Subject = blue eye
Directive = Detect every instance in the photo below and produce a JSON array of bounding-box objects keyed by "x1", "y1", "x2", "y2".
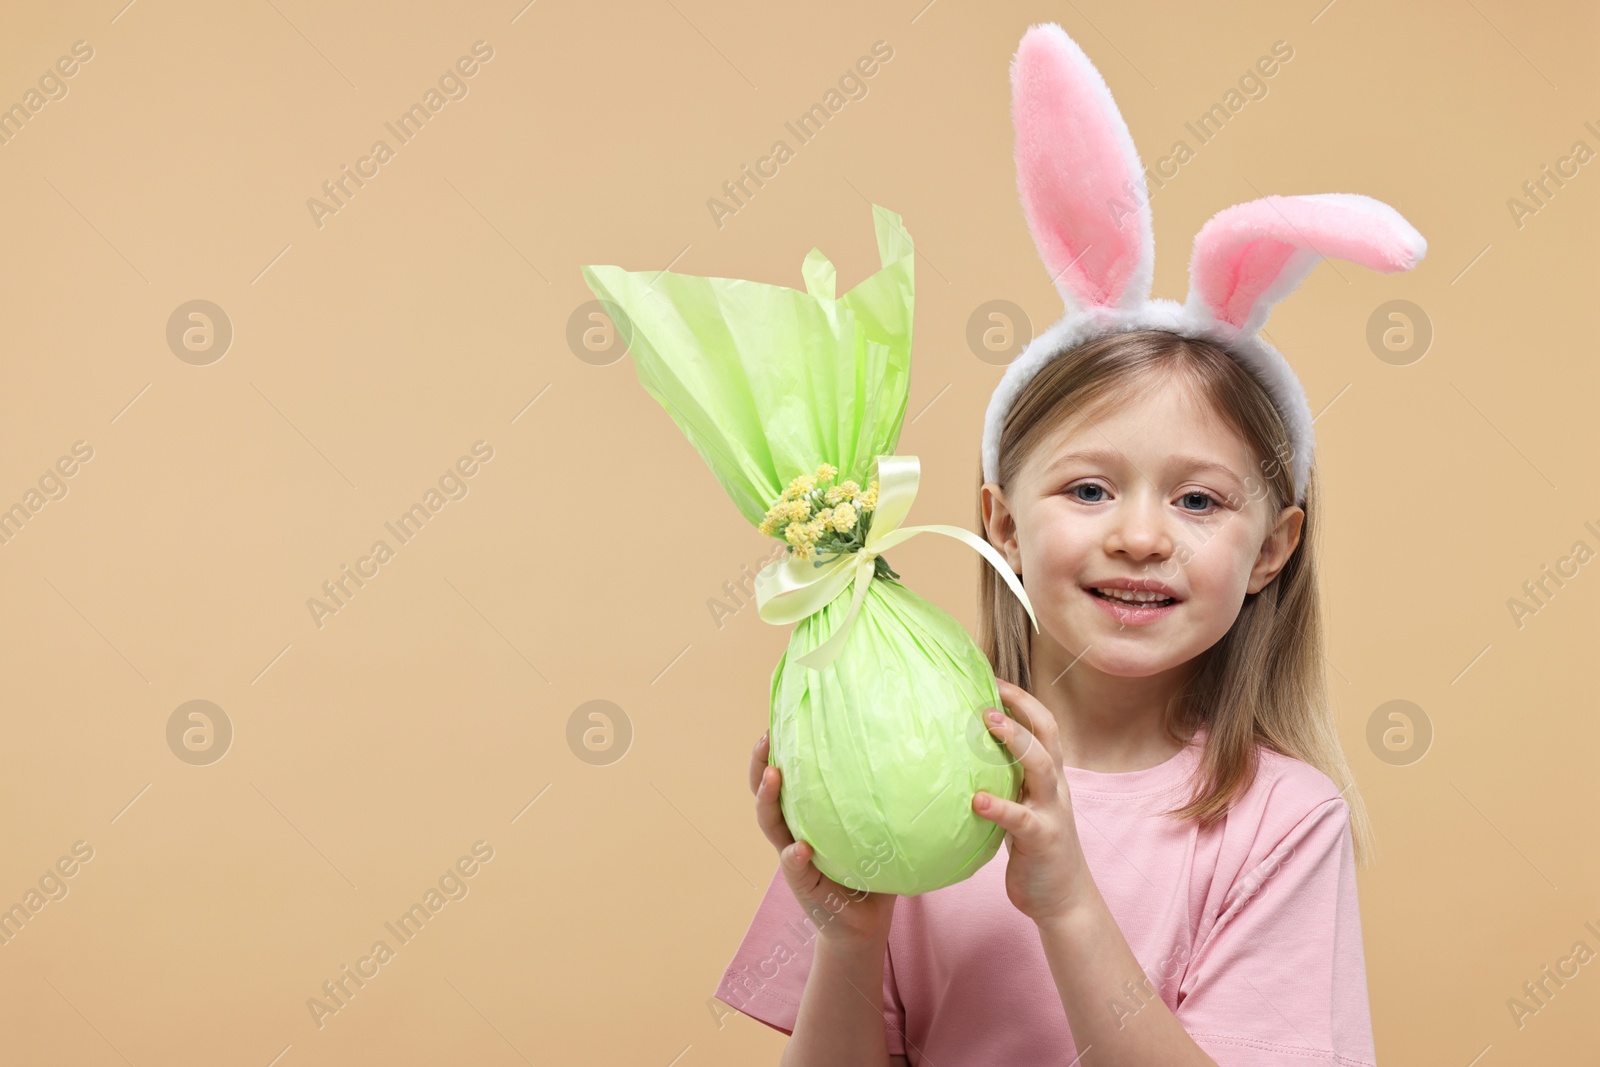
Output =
[
  {"x1": 1067, "y1": 483, "x2": 1108, "y2": 503},
  {"x1": 1179, "y1": 491, "x2": 1218, "y2": 512}
]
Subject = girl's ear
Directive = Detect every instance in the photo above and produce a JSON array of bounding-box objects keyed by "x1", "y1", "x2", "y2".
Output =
[
  {"x1": 1011, "y1": 22, "x2": 1154, "y2": 317},
  {"x1": 1247, "y1": 504, "x2": 1306, "y2": 594},
  {"x1": 980, "y1": 482, "x2": 1023, "y2": 574}
]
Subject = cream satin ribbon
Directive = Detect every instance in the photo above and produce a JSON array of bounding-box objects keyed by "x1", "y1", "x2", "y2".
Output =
[{"x1": 753, "y1": 454, "x2": 1040, "y2": 671}]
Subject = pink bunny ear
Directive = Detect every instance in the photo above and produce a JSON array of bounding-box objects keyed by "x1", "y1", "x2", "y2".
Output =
[
  {"x1": 1186, "y1": 192, "x2": 1427, "y2": 336},
  {"x1": 1012, "y1": 22, "x2": 1153, "y2": 315}
]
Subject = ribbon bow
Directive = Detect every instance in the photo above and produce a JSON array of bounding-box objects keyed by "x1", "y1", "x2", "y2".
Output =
[{"x1": 753, "y1": 454, "x2": 1039, "y2": 670}]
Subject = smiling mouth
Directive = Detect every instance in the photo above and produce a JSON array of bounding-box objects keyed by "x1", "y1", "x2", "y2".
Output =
[{"x1": 1088, "y1": 587, "x2": 1177, "y2": 607}]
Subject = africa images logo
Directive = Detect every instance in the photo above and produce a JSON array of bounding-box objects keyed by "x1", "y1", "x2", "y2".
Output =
[{"x1": 305, "y1": 41, "x2": 495, "y2": 230}]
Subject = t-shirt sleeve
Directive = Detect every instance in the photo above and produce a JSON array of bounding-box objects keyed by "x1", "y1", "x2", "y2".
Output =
[
  {"x1": 712, "y1": 864, "x2": 907, "y2": 1057},
  {"x1": 1176, "y1": 797, "x2": 1378, "y2": 1067}
]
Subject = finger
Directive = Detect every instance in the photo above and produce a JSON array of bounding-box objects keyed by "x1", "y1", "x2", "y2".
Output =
[
  {"x1": 984, "y1": 706, "x2": 1057, "y2": 788},
  {"x1": 780, "y1": 839, "x2": 815, "y2": 877},
  {"x1": 777, "y1": 839, "x2": 833, "y2": 904},
  {"x1": 748, "y1": 730, "x2": 770, "y2": 796},
  {"x1": 996, "y1": 678, "x2": 1057, "y2": 746},
  {"x1": 996, "y1": 679, "x2": 1064, "y2": 764},
  {"x1": 754, "y1": 764, "x2": 798, "y2": 853},
  {"x1": 971, "y1": 790, "x2": 1036, "y2": 837},
  {"x1": 781, "y1": 841, "x2": 863, "y2": 904}
]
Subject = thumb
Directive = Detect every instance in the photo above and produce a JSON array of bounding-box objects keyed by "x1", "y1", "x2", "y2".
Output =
[{"x1": 782, "y1": 840, "x2": 812, "y2": 871}]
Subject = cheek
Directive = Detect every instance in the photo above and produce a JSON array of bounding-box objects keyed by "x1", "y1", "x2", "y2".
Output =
[
  {"x1": 1018, "y1": 513, "x2": 1090, "y2": 578},
  {"x1": 1181, "y1": 524, "x2": 1263, "y2": 599}
]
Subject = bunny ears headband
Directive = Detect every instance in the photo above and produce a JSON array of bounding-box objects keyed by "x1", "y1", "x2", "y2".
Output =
[{"x1": 982, "y1": 24, "x2": 1428, "y2": 506}]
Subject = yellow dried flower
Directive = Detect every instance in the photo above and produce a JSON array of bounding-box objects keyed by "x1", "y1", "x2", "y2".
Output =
[
  {"x1": 765, "y1": 467, "x2": 869, "y2": 549},
  {"x1": 825, "y1": 480, "x2": 860, "y2": 505},
  {"x1": 762, "y1": 486, "x2": 809, "y2": 538},
  {"x1": 787, "y1": 517, "x2": 831, "y2": 560},
  {"x1": 784, "y1": 518, "x2": 818, "y2": 549}
]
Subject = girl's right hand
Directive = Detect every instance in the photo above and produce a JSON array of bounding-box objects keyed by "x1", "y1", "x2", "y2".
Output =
[{"x1": 750, "y1": 731, "x2": 897, "y2": 947}]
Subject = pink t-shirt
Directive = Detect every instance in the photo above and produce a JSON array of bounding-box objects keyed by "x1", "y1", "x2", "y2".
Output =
[{"x1": 713, "y1": 722, "x2": 1378, "y2": 1066}]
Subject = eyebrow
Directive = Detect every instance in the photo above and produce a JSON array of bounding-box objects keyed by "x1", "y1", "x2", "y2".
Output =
[{"x1": 1043, "y1": 445, "x2": 1244, "y2": 486}]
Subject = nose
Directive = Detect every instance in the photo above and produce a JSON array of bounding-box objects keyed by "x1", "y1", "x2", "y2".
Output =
[{"x1": 1103, "y1": 490, "x2": 1175, "y2": 561}]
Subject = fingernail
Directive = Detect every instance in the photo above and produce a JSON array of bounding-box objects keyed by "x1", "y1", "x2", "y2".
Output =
[
  {"x1": 974, "y1": 794, "x2": 988, "y2": 810},
  {"x1": 986, "y1": 709, "x2": 1004, "y2": 724}
]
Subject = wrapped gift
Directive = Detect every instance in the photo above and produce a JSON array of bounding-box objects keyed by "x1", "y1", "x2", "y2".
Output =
[{"x1": 581, "y1": 204, "x2": 1038, "y2": 895}]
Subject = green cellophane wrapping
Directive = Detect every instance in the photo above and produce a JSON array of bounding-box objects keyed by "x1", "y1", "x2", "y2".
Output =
[{"x1": 581, "y1": 204, "x2": 1019, "y2": 896}]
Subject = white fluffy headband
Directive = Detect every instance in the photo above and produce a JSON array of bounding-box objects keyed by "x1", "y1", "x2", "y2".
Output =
[{"x1": 982, "y1": 23, "x2": 1428, "y2": 506}]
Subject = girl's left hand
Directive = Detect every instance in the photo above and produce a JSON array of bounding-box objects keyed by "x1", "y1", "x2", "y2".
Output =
[{"x1": 972, "y1": 678, "x2": 1100, "y2": 925}]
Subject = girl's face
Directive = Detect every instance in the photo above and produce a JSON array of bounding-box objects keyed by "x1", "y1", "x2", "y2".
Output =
[{"x1": 981, "y1": 377, "x2": 1305, "y2": 679}]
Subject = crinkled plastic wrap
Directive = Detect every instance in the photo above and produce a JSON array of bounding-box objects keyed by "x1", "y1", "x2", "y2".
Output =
[{"x1": 581, "y1": 205, "x2": 1019, "y2": 895}]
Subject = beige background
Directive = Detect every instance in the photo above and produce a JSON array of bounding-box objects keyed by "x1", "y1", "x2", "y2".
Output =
[{"x1": 0, "y1": 0, "x2": 1594, "y2": 1063}]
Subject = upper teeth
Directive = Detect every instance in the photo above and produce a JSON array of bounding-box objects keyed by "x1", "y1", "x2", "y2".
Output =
[{"x1": 1095, "y1": 588, "x2": 1171, "y2": 603}]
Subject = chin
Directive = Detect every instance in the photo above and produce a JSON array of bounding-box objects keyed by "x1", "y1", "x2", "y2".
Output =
[
  {"x1": 1083, "y1": 649, "x2": 1186, "y2": 678},
  {"x1": 1040, "y1": 621, "x2": 1186, "y2": 679}
]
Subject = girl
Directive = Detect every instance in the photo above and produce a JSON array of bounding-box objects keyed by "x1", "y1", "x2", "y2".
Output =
[{"x1": 713, "y1": 22, "x2": 1422, "y2": 1067}]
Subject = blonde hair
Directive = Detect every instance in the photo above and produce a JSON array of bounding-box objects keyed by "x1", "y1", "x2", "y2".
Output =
[{"x1": 977, "y1": 329, "x2": 1374, "y2": 866}]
